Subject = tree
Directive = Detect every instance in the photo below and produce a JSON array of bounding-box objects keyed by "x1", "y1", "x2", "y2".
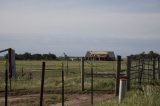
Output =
[
  {"x1": 148, "y1": 51, "x2": 159, "y2": 58},
  {"x1": 23, "y1": 52, "x2": 32, "y2": 60},
  {"x1": 130, "y1": 51, "x2": 160, "y2": 59},
  {"x1": 9, "y1": 52, "x2": 57, "y2": 60}
]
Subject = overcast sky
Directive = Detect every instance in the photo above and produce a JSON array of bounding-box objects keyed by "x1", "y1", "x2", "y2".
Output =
[{"x1": 0, "y1": 0, "x2": 160, "y2": 57}]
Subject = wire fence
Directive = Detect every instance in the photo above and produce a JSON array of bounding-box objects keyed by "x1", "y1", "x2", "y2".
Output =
[
  {"x1": 129, "y1": 57, "x2": 160, "y2": 89},
  {"x1": 0, "y1": 57, "x2": 125, "y2": 106}
]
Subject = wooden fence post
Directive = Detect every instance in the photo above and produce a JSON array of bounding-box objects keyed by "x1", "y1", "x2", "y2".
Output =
[
  {"x1": 81, "y1": 57, "x2": 84, "y2": 91},
  {"x1": 158, "y1": 57, "x2": 160, "y2": 80},
  {"x1": 40, "y1": 62, "x2": 45, "y2": 106},
  {"x1": 8, "y1": 48, "x2": 12, "y2": 91},
  {"x1": 8, "y1": 48, "x2": 12, "y2": 78},
  {"x1": 66, "y1": 60, "x2": 68, "y2": 77},
  {"x1": 126, "y1": 56, "x2": 131, "y2": 91},
  {"x1": 62, "y1": 63, "x2": 64, "y2": 106},
  {"x1": 21, "y1": 66, "x2": 24, "y2": 77},
  {"x1": 153, "y1": 58, "x2": 156, "y2": 80},
  {"x1": 91, "y1": 66, "x2": 93, "y2": 105},
  {"x1": 115, "y1": 55, "x2": 121, "y2": 96},
  {"x1": 5, "y1": 66, "x2": 8, "y2": 106}
]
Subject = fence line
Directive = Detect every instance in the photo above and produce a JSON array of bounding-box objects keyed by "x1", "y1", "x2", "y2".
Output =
[{"x1": 127, "y1": 57, "x2": 160, "y2": 89}]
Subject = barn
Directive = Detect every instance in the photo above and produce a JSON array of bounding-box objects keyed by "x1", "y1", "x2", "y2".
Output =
[{"x1": 85, "y1": 51, "x2": 115, "y2": 61}]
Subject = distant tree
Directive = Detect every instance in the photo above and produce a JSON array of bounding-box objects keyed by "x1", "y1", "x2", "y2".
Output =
[
  {"x1": 23, "y1": 52, "x2": 32, "y2": 60},
  {"x1": 48, "y1": 53, "x2": 56, "y2": 60},
  {"x1": 43, "y1": 54, "x2": 48, "y2": 60},
  {"x1": 130, "y1": 51, "x2": 160, "y2": 59},
  {"x1": 15, "y1": 53, "x2": 23, "y2": 60},
  {"x1": 5, "y1": 52, "x2": 57, "y2": 60},
  {"x1": 148, "y1": 51, "x2": 159, "y2": 58},
  {"x1": 139, "y1": 52, "x2": 146, "y2": 58},
  {"x1": 43, "y1": 53, "x2": 56, "y2": 60},
  {"x1": 32, "y1": 54, "x2": 42, "y2": 60}
]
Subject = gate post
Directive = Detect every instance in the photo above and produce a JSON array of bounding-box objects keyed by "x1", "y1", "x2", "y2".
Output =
[
  {"x1": 40, "y1": 62, "x2": 45, "y2": 106},
  {"x1": 115, "y1": 55, "x2": 121, "y2": 96},
  {"x1": 8, "y1": 48, "x2": 12, "y2": 91},
  {"x1": 126, "y1": 56, "x2": 131, "y2": 91},
  {"x1": 5, "y1": 65, "x2": 8, "y2": 106},
  {"x1": 81, "y1": 57, "x2": 84, "y2": 91}
]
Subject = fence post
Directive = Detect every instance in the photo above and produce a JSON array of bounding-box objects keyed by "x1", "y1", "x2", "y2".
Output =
[
  {"x1": 137, "y1": 59, "x2": 142, "y2": 86},
  {"x1": 66, "y1": 60, "x2": 68, "y2": 77},
  {"x1": 8, "y1": 48, "x2": 12, "y2": 78},
  {"x1": 153, "y1": 58, "x2": 156, "y2": 80},
  {"x1": 126, "y1": 56, "x2": 131, "y2": 91},
  {"x1": 91, "y1": 66, "x2": 93, "y2": 105},
  {"x1": 62, "y1": 63, "x2": 64, "y2": 106},
  {"x1": 8, "y1": 48, "x2": 12, "y2": 91},
  {"x1": 119, "y1": 78, "x2": 127, "y2": 103},
  {"x1": 5, "y1": 67, "x2": 8, "y2": 106},
  {"x1": 81, "y1": 57, "x2": 84, "y2": 91},
  {"x1": 40, "y1": 62, "x2": 45, "y2": 106},
  {"x1": 115, "y1": 55, "x2": 121, "y2": 96},
  {"x1": 21, "y1": 66, "x2": 24, "y2": 77},
  {"x1": 158, "y1": 57, "x2": 160, "y2": 80}
]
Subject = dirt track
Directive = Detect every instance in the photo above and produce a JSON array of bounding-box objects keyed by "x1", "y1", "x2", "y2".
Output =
[
  {"x1": 0, "y1": 93, "x2": 113, "y2": 106},
  {"x1": 52, "y1": 93, "x2": 113, "y2": 106},
  {"x1": 0, "y1": 94, "x2": 40, "y2": 105}
]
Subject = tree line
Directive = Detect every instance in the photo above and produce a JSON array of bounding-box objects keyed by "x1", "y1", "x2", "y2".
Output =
[
  {"x1": 5, "y1": 52, "x2": 57, "y2": 60},
  {"x1": 130, "y1": 51, "x2": 160, "y2": 59}
]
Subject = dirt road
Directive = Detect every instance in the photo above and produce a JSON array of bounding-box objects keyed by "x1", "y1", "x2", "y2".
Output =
[
  {"x1": 0, "y1": 93, "x2": 113, "y2": 106},
  {"x1": 52, "y1": 93, "x2": 113, "y2": 106}
]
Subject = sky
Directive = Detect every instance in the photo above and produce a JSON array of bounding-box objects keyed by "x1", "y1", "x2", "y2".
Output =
[{"x1": 0, "y1": 0, "x2": 160, "y2": 57}]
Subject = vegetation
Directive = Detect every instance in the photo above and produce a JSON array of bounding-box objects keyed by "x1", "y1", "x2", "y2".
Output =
[
  {"x1": 0, "y1": 60, "x2": 120, "y2": 91},
  {"x1": 96, "y1": 85, "x2": 160, "y2": 106},
  {"x1": 0, "y1": 60, "x2": 121, "y2": 105},
  {"x1": 5, "y1": 52, "x2": 57, "y2": 60},
  {"x1": 130, "y1": 51, "x2": 160, "y2": 59},
  {"x1": 0, "y1": 57, "x2": 159, "y2": 106}
]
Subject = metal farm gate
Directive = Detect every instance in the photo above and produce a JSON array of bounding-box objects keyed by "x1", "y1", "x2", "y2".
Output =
[
  {"x1": 80, "y1": 57, "x2": 116, "y2": 92},
  {"x1": 127, "y1": 57, "x2": 160, "y2": 89}
]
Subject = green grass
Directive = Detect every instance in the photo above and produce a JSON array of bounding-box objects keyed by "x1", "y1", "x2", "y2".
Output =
[
  {"x1": 0, "y1": 60, "x2": 125, "y2": 105},
  {"x1": 96, "y1": 85, "x2": 160, "y2": 106},
  {"x1": 1, "y1": 60, "x2": 160, "y2": 106}
]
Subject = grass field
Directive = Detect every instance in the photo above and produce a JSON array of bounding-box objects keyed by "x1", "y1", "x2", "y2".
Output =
[
  {"x1": 0, "y1": 60, "x2": 127, "y2": 105},
  {"x1": 1, "y1": 60, "x2": 160, "y2": 106}
]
